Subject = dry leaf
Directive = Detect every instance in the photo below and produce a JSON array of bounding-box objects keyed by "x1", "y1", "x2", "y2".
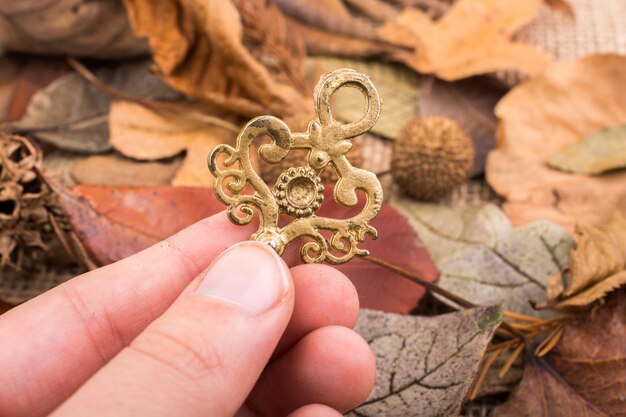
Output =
[
  {"x1": 109, "y1": 101, "x2": 235, "y2": 187},
  {"x1": 0, "y1": 0, "x2": 148, "y2": 58},
  {"x1": 232, "y1": 0, "x2": 307, "y2": 92},
  {"x1": 547, "y1": 124, "x2": 626, "y2": 175},
  {"x1": 123, "y1": 0, "x2": 309, "y2": 117},
  {"x1": 348, "y1": 306, "x2": 501, "y2": 417},
  {"x1": 13, "y1": 60, "x2": 178, "y2": 153},
  {"x1": 58, "y1": 185, "x2": 222, "y2": 265},
  {"x1": 60, "y1": 185, "x2": 437, "y2": 312},
  {"x1": 486, "y1": 54, "x2": 626, "y2": 230},
  {"x1": 545, "y1": 209, "x2": 626, "y2": 310},
  {"x1": 390, "y1": 195, "x2": 574, "y2": 317},
  {"x1": 492, "y1": 290, "x2": 626, "y2": 417},
  {"x1": 70, "y1": 154, "x2": 182, "y2": 186},
  {"x1": 378, "y1": 0, "x2": 550, "y2": 80}
]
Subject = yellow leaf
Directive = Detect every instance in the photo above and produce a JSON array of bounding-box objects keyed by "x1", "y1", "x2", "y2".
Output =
[
  {"x1": 109, "y1": 101, "x2": 235, "y2": 187},
  {"x1": 378, "y1": 0, "x2": 550, "y2": 80}
]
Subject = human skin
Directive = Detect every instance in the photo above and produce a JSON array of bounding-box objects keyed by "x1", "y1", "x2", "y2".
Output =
[{"x1": 0, "y1": 212, "x2": 375, "y2": 417}]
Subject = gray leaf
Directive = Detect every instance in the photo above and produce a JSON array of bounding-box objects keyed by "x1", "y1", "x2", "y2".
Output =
[
  {"x1": 15, "y1": 59, "x2": 178, "y2": 153},
  {"x1": 348, "y1": 306, "x2": 501, "y2": 417},
  {"x1": 390, "y1": 196, "x2": 574, "y2": 317}
]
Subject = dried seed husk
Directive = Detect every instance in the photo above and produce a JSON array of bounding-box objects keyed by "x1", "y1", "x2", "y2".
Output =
[{"x1": 392, "y1": 116, "x2": 474, "y2": 201}]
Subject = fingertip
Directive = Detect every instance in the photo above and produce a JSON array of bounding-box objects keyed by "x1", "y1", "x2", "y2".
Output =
[
  {"x1": 251, "y1": 326, "x2": 376, "y2": 415},
  {"x1": 287, "y1": 404, "x2": 343, "y2": 417},
  {"x1": 292, "y1": 264, "x2": 360, "y2": 326},
  {"x1": 276, "y1": 265, "x2": 359, "y2": 355}
]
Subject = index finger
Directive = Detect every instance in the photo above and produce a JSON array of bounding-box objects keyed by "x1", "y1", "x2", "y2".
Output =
[{"x1": 0, "y1": 212, "x2": 283, "y2": 417}]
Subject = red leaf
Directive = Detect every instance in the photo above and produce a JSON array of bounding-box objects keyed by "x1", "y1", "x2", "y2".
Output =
[
  {"x1": 61, "y1": 185, "x2": 438, "y2": 313},
  {"x1": 59, "y1": 185, "x2": 219, "y2": 265}
]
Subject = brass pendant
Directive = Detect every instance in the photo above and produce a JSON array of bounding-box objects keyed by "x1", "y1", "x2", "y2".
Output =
[{"x1": 208, "y1": 69, "x2": 383, "y2": 264}]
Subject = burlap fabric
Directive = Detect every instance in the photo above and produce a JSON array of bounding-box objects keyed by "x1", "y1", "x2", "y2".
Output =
[{"x1": 498, "y1": 0, "x2": 626, "y2": 85}]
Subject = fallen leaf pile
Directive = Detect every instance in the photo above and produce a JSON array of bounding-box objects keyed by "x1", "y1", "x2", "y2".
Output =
[{"x1": 1, "y1": 1, "x2": 626, "y2": 416}]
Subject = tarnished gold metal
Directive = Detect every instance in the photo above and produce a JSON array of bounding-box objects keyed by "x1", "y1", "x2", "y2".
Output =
[{"x1": 208, "y1": 69, "x2": 383, "y2": 264}]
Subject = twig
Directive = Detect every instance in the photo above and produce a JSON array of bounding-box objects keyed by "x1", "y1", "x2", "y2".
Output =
[
  {"x1": 363, "y1": 255, "x2": 475, "y2": 308},
  {"x1": 363, "y1": 255, "x2": 531, "y2": 345},
  {"x1": 66, "y1": 57, "x2": 240, "y2": 134}
]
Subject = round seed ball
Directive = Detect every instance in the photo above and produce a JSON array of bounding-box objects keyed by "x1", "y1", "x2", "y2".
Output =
[{"x1": 392, "y1": 116, "x2": 474, "y2": 201}]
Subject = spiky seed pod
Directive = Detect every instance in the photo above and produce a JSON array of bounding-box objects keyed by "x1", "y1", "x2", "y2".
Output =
[
  {"x1": 392, "y1": 116, "x2": 474, "y2": 201},
  {"x1": 259, "y1": 114, "x2": 364, "y2": 184},
  {"x1": 0, "y1": 134, "x2": 75, "y2": 271}
]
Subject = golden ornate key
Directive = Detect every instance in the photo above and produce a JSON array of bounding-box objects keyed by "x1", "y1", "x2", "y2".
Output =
[{"x1": 208, "y1": 69, "x2": 383, "y2": 264}]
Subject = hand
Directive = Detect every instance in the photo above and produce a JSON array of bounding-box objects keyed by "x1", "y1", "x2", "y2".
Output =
[{"x1": 0, "y1": 213, "x2": 375, "y2": 417}]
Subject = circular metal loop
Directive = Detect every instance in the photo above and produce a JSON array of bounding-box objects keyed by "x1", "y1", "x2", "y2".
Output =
[{"x1": 314, "y1": 68, "x2": 381, "y2": 139}]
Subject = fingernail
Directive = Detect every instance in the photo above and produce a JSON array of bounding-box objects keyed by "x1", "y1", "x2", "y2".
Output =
[{"x1": 194, "y1": 241, "x2": 290, "y2": 314}]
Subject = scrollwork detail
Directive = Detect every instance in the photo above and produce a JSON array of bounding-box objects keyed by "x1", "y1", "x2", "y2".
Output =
[{"x1": 208, "y1": 69, "x2": 383, "y2": 264}]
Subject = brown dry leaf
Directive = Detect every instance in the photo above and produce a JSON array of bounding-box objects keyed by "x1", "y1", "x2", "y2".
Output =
[
  {"x1": 123, "y1": 0, "x2": 309, "y2": 118},
  {"x1": 232, "y1": 0, "x2": 307, "y2": 93},
  {"x1": 545, "y1": 209, "x2": 626, "y2": 310},
  {"x1": 109, "y1": 101, "x2": 235, "y2": 187},
  {"x1": 347, "y1": 306, "x2": 501, "y2": 417},
  {"x1": 0, "y1": 0, "x2": 148, "y2": 58},
  {"x1": 378, "y1": 0, "x2": 551, "y2": 80},
  {"x1": 486, "y1": 54, "x2": 626, "y2": 230},
  {"x1": 70, "y1": 154, "x2": 182, "y2": 186},
  {"x1": 492, "y1": 290, "x2": 626, "y2": 417}
]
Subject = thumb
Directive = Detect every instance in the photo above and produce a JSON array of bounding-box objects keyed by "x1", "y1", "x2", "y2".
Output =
[{"x1": 52, "y1": 241, "x2": 294, "y2": 417}]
